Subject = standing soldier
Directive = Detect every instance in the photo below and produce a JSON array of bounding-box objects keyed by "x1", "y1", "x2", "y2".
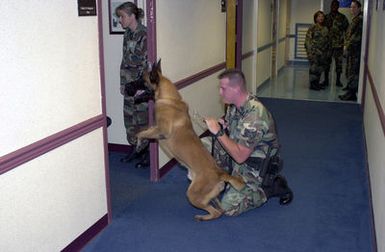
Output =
[
  {"x1": 116, "y1": 2, "x2": 152, "y2": 167},
  {"x1": 324, "y1": 0, "x2": 349, "y2": 87},
  {"x1": 339, "y1": 0, "x2": 363, "y2": 101},
  {"x1": 305, "y1": 11, "x2": 330, "y2": 90}
]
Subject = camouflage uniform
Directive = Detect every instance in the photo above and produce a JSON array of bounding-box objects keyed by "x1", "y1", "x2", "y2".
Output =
[
  {"x1": 304, "y1": 24, "x2": 330, "y2": 89},
  {"x1": 324, "y1": 11, "x2": 349, "y2": 81},
  {"x1": 345, "y1": 12, "x2": 363, "y2": 93},
  {"x1": 120, "y1": 23, "x2": 149, "y2": 153},
  {"x1": 212, "y1": 95, "x2": 279, "y2": 216}
]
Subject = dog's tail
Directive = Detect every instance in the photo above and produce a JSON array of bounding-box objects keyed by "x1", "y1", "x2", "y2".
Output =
[{"x1": 220, "y1": 173, "x2": 245, "y2": 191}]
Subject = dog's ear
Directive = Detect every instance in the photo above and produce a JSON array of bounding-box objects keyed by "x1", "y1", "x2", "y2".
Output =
[
  {"x1": 149, "y1": 61, "x2": 160, "y2": 84},
  {"x1": 156, "y1": 59, "x2": 162, "y2": 73}
]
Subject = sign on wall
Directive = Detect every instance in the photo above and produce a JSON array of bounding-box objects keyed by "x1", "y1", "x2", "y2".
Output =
[
  {"x1": 339, "y1": 0, "x2": 352, "y2": 8},
  {"x1": 78, "y1": 0, "x2": 97, "y2": 16}
]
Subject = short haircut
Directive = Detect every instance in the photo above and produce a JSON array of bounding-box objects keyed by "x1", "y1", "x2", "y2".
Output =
[
  {"x1": 352, "y1": 0, "x2": 362, "y2": 8},
  {"x1": 331, "y1": 0, "x2": 340, "y2": 7},
  {"x1": 218, "y1": 68, "x2": 246, "y2": 91}
]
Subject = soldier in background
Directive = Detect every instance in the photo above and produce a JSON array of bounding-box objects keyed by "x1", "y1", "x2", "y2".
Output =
[
  {"x1": 116, "y1": 2, "x2": 151, "y2": 168},
  {"x1": 305, "y1": 11, "x2": 331, "y2": 90},
  {"x1": 324, "y1": 0, "x2": 349, "y2": 87},
  {"x1": 339, "y1": 0, "x2": 363, "y2": 101}
]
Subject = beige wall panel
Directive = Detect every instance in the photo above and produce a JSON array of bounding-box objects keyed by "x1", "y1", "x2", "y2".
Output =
[
  {"x1": 0, "y1": 1, "x2": 102, "y2": 156},
  {"x1": 156, "y1": 0, "x2": 226, "y2": 82},
  {"x1": 256, "y1": 0, "x2": 273, "y2": 86},
  {"x1": 365, "y1": 6, "x2": 385, "y2": 252},
  {"x1": 364, "y1": 86, "x2": 385, "y2": 252},
  {"x1": 242, "y1": 57, "x2": 257, "y2": 94},
  {"x1": 0, "y1": 129, "x2": 107, "y2": 251},
  {"x1": 242, "y1": 0, "x2": 258, "y2": 92},
  {"x1": 256, "y1": 49, "x2": 273, "y2": 87},
  {"x1": 277, "y1": 0, "x2": 288, "y2": 69},
  {"x1": 243, "y1": 0, "x2": 257, "y2": 53},
  {"x1": 277, "y1": 41, "x2": 286, "y2": 70},
  {"x1": 258, "y1": 0, "x2": 273, "y2": 46}
]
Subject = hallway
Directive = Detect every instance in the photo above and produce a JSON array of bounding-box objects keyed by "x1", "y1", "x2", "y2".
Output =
[
  {"x1": 83, "y1": 96, "x2": 373, "y2": 252},
  {"x1": 257, "y1": 64, "x2": 357, "y2": 103}
]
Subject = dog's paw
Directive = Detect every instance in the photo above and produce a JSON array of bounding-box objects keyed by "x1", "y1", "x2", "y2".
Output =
[
  {"x1": 136, "y1": 131, "x2": 144, "y2": 138},
  {"x1": 194, "y1": 215, "x2": 203, "y2": 222}
]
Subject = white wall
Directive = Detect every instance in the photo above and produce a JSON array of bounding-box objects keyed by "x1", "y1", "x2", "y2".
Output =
[
  {"x1": 0, "y1": 1, "x2": 108, "y2": 251},
  {"x1": 364, "y1": 3, "x2": 385, "y2": 252}
]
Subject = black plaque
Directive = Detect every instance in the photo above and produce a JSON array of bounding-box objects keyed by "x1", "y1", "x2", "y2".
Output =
[{"x1": 78, "y1": 0, "x2": 97, "y2": 16}]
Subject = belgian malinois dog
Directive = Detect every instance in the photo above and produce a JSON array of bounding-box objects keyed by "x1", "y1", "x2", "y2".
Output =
[{"x1": 137, "y1": 60, "x2": 245, "y2": 221}]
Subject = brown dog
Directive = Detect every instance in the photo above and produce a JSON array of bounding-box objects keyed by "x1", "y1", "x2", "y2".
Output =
[{"x1": 137, "y1": 60, "x2": 245, "y2": 221}]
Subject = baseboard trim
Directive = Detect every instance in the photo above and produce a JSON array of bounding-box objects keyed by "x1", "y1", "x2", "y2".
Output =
[
  {"x1": 108, "y1": 143, "x2": 134, "y2": 153},
  {"x1": 61, "y1": 214, "x2": 109, "y2": 252},
  {"x1": 257, "y1": 77, "x2": 271, "y2": 93},
  {"x1": 287, "y1": 60, "x2": 309, "y2": 66}
]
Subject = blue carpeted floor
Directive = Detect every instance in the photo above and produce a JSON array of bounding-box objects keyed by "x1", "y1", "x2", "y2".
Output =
[{"x1": 83, "y1": 98, "x2": 374, "y2": 252}]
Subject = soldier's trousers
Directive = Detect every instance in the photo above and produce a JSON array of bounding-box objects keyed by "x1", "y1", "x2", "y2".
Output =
[
  {"x1": 346, "y1": 51, "x2": 361, "y2": 93},
  {"x1": 203, "y1": 137, "x2": 267, "y2": 216},
  {"x1": 325, "y1": 47, "x2": 344, "y2": 74},
  {"x1": 309, "y1": 59, "x2": 324, "y2": 84},
  {"x1": 123, "y1": 95, "x2": 149, "y2": 153}
]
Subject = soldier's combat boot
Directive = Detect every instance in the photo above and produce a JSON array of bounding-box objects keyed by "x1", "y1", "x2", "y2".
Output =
[
  {"x1": 135, "y1": 150, "x2": 150, "y2": 168},
  {"x1": 262, "y1": 175, "x2": 293, "y2": 205},
  {"x1": 310, "y1": 81, "x2": 320, "y2": 90},
  {"x1": 120, "y1": 145, "x2": 142, "y2": 163}
]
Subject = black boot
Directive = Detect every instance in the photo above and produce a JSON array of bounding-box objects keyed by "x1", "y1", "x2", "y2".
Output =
[
  {"x1": 339, "y1": 91, "x2": 357, "y2": 101},
  {"x1": 120, "y1": 147, "x2": 142, "y2": 163},
  {"x1": 135, "y1": 151, "x2": 150, "y2": 168},
  {"x1": 336, "y1": 73, "x2": 343, "y2": 87},
  {"x1": 310, "y1": 81, "x2": 320, "y2": 90},
  {"x1": 262, "y1": 175, "x2": 293, "y2": 205}
]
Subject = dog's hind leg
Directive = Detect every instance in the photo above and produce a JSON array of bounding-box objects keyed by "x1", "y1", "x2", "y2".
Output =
[
  {"x1": 220, "y1": 173, "x2": 246, "y2": 191},
  {"x1": 187, "y1": 182, "x2": 224, "y2": 221},
  {"x1": 194, "y1": 204, "x2": 223, "y2": 221}
]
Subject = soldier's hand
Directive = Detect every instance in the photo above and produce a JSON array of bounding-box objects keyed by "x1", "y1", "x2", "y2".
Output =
[
  {"x1": 204, "y1": 117, "x2": 221, "y2": 136},
  {"x1": 120, "y1": 85, "x2": 125, "y2": 95}
]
